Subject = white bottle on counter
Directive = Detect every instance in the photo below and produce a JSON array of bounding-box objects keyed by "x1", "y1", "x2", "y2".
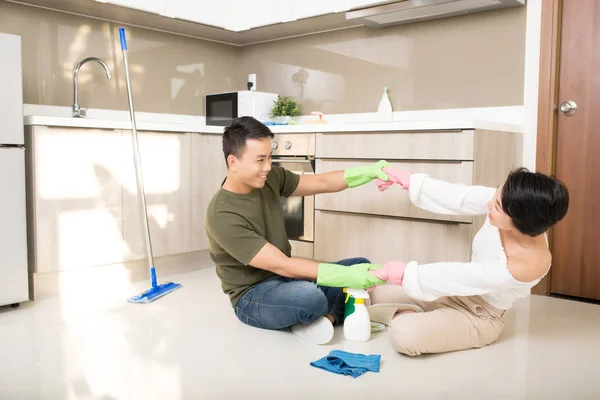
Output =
[
  {"x1": 377, "y1": 86, "x2": 393, "y2": 121},
  {"x1": 343, "y1": 288, "x2": 371, "y2": 342}
]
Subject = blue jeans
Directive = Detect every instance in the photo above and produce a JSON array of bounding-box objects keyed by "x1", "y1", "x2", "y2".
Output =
[{"x1": 234, "y1": 257, "x2": 370, "y2": 330}]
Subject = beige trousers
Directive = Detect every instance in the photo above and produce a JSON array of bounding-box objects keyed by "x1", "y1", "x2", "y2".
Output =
[{"x1": 370, "y1": 285, "x2": 507, "y2": 356}]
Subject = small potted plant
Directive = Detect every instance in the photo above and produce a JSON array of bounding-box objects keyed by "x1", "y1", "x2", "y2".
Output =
[{"x1": 269, "y1": 96, "x2": 300, "y2": 125}]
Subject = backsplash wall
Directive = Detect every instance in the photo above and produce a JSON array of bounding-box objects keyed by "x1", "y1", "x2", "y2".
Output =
[
  {"x1": 0, "y1": 1, "x2": 240, "y2": 116},
  {"x1": 1, "y1": 2, "x2": 526, "y2": 117},
  {"x1": 239, "y1": 7, "x2": 526, "y2": 115}
]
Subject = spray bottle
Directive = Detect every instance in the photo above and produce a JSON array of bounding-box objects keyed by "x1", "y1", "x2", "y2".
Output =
[
  {"x1": 343, "y1": 288, "x2": 371, "y2": 342},
  {"x1": 377, "y1": 86, "x2": 393, "y2": 121}
]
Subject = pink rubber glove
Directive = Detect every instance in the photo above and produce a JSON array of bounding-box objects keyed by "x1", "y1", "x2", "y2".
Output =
[
  {"x1": 369, "y1": 261, "x2": 407, "y2": 285},
  {"x1": 376, "y1": 167, "x2": 412, "y2": 191}
]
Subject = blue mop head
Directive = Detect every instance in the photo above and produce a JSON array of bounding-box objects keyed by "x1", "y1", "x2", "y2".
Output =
[{"x1": 128, "y1": 281, "x2": 182, "y2": 304}]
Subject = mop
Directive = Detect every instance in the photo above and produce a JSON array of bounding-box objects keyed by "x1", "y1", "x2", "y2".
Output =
[{"x1": 119, "y1": 28, "x2": 182, "y2": 303}]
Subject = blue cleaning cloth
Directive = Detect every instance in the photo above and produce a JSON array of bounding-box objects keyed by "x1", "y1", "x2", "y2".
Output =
[{"x1": 310, "y1": 350, "x2": 381, "y2": 378}]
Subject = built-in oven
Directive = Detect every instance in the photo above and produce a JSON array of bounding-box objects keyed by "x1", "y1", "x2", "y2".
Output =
[{"x1": 270, "y1": 133, "x2": 315, "y2": 259}]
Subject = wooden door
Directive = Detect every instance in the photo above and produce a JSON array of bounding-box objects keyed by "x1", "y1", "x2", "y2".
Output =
[{"x1": 550, "y1": 0, "x2": 600, "y2": 300}]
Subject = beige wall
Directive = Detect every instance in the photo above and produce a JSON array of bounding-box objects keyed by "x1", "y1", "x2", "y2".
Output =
[
  {"x1": 239, "y1": 7, "x2": 527, "y2": 115},
  {"x1": 1, "y1": 1, "x2": 526, "y2": 116},
  {"x1": 0, "y1": 1, "x2": 240, "y2": 115}
]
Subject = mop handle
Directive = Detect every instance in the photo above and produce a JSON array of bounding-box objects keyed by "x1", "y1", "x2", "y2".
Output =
[{"x1": 120, "y1": 28, "x2": 157, "y2": 287}]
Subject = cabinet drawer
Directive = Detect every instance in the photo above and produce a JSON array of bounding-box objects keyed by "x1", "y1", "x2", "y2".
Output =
[
  {"x1": 316, "y1": 131, "x2": 475, "y2": 160},
  {"x1": 315, "y1": 159, "x2": 473, "y2": 223},
  {"x1": 290, "y1": 240, "x2": 314, "y2": 259},
  {"x1": 314, "y1": 211, "x2": 472, "y2": 264}
]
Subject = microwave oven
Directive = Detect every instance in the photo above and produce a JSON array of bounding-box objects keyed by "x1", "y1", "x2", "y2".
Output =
[{"x1": 205, "y1": 91, "x2": 278, "y2": 126}]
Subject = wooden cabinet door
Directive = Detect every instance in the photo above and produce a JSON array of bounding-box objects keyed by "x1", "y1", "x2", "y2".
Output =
[
  {"x1": 191, "y1": 134, "x2": 228, "y2": 251},
  {"x1": 122, "y1": 131, "x2": 193, "y2": 259},
  {"x1": 28, "y1": 126, "x2": 125, "y2": 272},
  {"x1": 314, "y1": 210, "x2": 472, "y2": 265}
]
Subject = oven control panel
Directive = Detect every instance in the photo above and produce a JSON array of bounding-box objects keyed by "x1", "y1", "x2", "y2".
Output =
[{"x1": 270, "y1": 134, "x2": 315, "y2": 157}]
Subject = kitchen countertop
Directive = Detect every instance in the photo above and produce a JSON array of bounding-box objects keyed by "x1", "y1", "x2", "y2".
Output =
[
  {"x1": 24, "y1": 115, "x2": 224, "y2": 134},
  {"x1": 22, "y1": 104, "x2": 523, "y2": 134},
  {"x1": 24, "y1": 115, "x2": 523, "y2": 135}
]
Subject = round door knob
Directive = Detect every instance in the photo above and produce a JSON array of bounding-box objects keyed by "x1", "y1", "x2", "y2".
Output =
[
  {"x1": 284, "y1": 141, "x2": 292, "y2": 150},
  {"x1": 271, "y1": 141, "x2": 279, "y2": 150},
  {"x1": 560, "y1": 100, "x2": 577, "y2": 116}
]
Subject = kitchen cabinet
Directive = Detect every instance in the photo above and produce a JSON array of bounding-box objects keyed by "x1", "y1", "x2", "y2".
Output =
[
  {"x1": 121, "y1": 131, "x2": 193, "y2": 259},
  {"x1": 100, "y1": 0, "x2": 167, "y2": 16},
  {"x1": 313, "y1": 128, "x2": 522, "y2": 265},
  {"x1": 314, "y1": 210, "x2": 472, "y2": 264},
  {"x1": 236, "y1": 0, "x2": 293, "y2": 30},
  {"x1": 25, "y1": 126, "x2": 218, "y2": 273},
  {"x1": 138, "y1": 0, "x2": 388, "y2": 31},
  {"x1": 24, "y1": 0, "x2": 395, "y2": 45},
  {"x1": 25, "y1": 126, "x2": 127, "y2": 272},
  {"x1": 169, "y1": 0, "x2": 237, "y2": 30},
  {"x1": 316, "y1": 130, "x2": 476, "y2": 160},
  {"x1": 169, "y1": 0, "x2": 296, "y2": 31},
  {"x1": 286, "y1": 0, "x2": 350, "y2": 22},
  {"x1": 24, "y1": 121, "x2": 521, "y2": 295},
  {"x1": 290, "y1": 240, "x2": 314, "y2": 259},
  {"x1": 344, "y1": 1, "x2": 391, "y2": 9},
  {"x1": 316, "y1": 159, "x2": 474, "y2": 223},
  {"x1": 191, "y1": 133, "x2": 228, "y2": 251}
]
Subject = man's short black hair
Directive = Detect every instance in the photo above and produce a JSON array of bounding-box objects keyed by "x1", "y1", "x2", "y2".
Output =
[
  {"x1": 501, "y1": 168, "x2": 569, "y2": 237},
  {"x1": 222, "y1": 117, "x2": 274, "y2": 166}
]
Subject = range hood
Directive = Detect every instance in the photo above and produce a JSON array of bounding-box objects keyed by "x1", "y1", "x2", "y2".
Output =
[{"x1": 346, "y1": 0, "x2": 525, "y2": 27}]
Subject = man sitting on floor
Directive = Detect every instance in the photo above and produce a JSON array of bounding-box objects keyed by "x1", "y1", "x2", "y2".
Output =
[{"x1": 205, "y1": 116, "x2": 388, "y2": 344}]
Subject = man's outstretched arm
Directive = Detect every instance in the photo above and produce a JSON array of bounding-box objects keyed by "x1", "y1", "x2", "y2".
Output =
[{"x1": 291, "y1": 160, "x2": 389, "y2": 196}]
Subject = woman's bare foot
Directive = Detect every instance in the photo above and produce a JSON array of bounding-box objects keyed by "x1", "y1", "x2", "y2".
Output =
[{"x1": 392, "y1": 309, "x2": 417, "y2": 320}]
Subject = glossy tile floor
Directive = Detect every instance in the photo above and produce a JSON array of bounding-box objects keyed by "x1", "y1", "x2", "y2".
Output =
[{"x1": 2, "y1": 257, "x2": 600, "y2": 399}]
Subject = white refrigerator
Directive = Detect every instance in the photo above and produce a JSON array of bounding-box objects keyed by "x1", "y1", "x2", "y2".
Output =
[{"x1": 0, "y1": 33, "x2": 29, "y2": 307}]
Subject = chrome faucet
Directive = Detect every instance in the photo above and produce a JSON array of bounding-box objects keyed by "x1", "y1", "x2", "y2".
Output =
[{"x1": 72, "y1": 57, "x2": 112, "y2": 118}]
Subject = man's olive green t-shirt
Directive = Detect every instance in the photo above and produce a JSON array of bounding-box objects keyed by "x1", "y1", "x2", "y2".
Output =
[{"x1": 205, "y1": 166, "x2": 300, "y2": 307}]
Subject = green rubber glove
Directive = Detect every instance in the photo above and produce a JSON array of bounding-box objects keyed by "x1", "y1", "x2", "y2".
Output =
[
  {"x1": 344, "y1": 160, "x2": 390, "y2": 188},
  {"x1": 317, "y1": 263, "x2": 386, "y2": 289}
]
